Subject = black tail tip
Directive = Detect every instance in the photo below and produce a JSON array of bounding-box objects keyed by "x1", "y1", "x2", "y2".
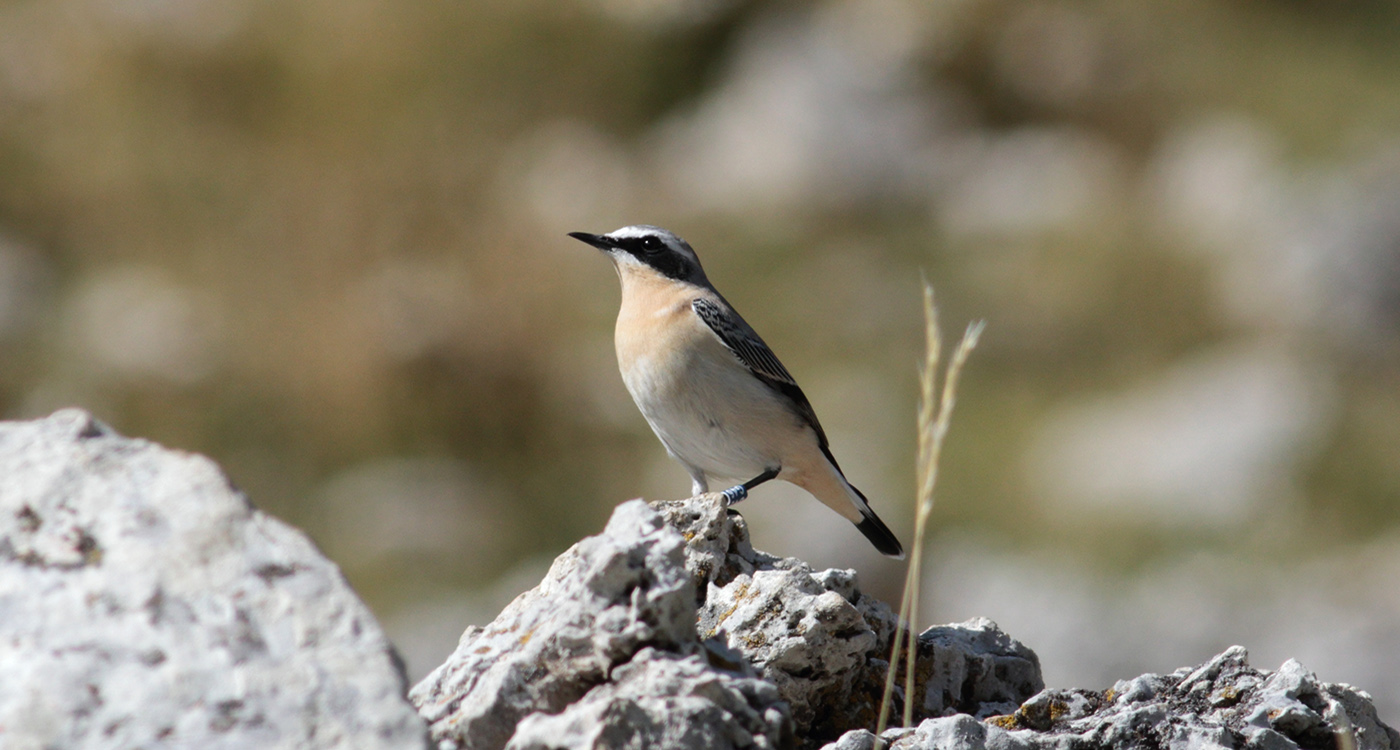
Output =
[{"x1": 855, "y1": 514, "x2": 905, "y2": 559}]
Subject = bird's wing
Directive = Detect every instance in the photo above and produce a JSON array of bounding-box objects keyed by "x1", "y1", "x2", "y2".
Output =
[
  {"x1": 692, "y1": 298, "x2": 796, "y2": 385},
  {"x1": 692, "y1": 297, "x2": 830, "y2": 447}
]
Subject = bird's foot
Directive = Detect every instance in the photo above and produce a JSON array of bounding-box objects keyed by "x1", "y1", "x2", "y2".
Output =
[{"x1": 720, "y1": 485, "x2": 748, "y2": 506}]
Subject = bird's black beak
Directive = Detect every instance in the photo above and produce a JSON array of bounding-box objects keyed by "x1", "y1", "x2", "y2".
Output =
[{"x1": 568, "y1": 231, "x2": 614, "y2": 251}]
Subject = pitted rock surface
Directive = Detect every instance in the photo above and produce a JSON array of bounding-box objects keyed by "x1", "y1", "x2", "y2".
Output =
[
  {"x1": 6, "y1": 411, "x2": 1385, "y2": 750},
  {"x1": 409, "y1": 500, "x2": 714, "y2": 750},
  {"x1": 505, "y1": 648, "x2": 792, "y2": 750},
  {"x1": 656, "y1": 498, "x2": 1043, "y2": 745},
  {"x1": 0, "y1": 409, "x2": 427, "y2": 750},
  {"x1": 824, "y1": 646, "x2": 1399, "y2": 750},
  {"x1": 414, "y1": 497, "x2": 1044, "y2": 749}
]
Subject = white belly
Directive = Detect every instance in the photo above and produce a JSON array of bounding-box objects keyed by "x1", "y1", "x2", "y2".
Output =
[{"x1": 621, "y1": 344, "x2": 793, "y2": 482}]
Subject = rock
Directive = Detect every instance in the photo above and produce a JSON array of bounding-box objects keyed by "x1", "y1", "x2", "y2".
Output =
[
  {"x1": 824, "y1": 713, "x2": 1034, "y2": 750},
  {"x1": 698, "y1": 559, "x2": 880, "y2": 737},
  {"x1": 7, "y1": 411, "x2": 1386, "y2": 750},
  {"x1": 830, "y1": 645, "x2": 1400, "y2": 750},
  {"x1": 656, "y1": 498, "x2": 1043, "y2": 745},
  {"x1": 409, "y1": 498, "x2": 785, "y2": 750},
  {"x1": 0, "y1": 409, "x2": 427, "y2": 749},
  {"x1": 651, "y1": 493, "x2": 760, "y2": 594},
  {"x1": 916, "y1": 619, "x2": 1045, "y2": 719},
  {"x1": 505, "y1": 648, "x2": 792, "y2": 750},
  {"x1": 417, "y1": 495, "x2": 1042, "y2": 749}
]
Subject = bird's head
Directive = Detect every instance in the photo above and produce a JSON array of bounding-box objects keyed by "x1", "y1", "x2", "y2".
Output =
[{"x1": 569, "y1": 225, "x2": 708, "y2": 286}]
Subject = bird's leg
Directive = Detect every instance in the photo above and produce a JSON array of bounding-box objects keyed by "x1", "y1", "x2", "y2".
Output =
[
  {"x1": 721, "y1": 466, "x2": 780, "y2": 506},
  {"x1": 686, "y1": 466, "x2": 709, "y2": 497}
]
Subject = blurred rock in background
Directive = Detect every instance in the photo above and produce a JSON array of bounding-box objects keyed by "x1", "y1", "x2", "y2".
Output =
[{"x1": 1, "y1": 0, "x2": 1397, "y2": 724}]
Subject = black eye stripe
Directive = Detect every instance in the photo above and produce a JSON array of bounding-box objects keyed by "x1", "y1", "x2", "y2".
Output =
[
  {"x1": 609, "y1": 234, "x2": 693, "y2": 280},
  {"x1": 615, "y1": 235, "x2": 664, "y2": 254}
]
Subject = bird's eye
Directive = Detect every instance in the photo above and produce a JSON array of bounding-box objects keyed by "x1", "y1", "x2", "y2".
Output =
[{"x1": 640, "y1": 236, "x2": 663, "y2": 253}]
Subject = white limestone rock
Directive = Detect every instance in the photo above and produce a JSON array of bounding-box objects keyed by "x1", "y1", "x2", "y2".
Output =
[
  {"x1": 7, "y1": 414, "x2": 1391, "y2": 750},
  {"x1": 824, "y1": 646, "x2": 1399, "y2": 750},
  {"x1": 916, "y1": 618, "x2": 1045, "y2": 719},
  {"x1": 0, "y1": 409, "x2": 427, "y2": 750},
  {"x1": 654, "y1": 498, "x2": 1043, "y2": 744},
  {"x1": 414, "y1": 496, "x2": 1043, "y2": 749},
  {"x1": 505, "y1": 648, "x2": 791, "y2": 750},
  {"x1": 409, "y1": 499, "x2": 748, "y2": 750}
]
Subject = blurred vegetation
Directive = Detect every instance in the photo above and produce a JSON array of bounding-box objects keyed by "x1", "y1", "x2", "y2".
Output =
[{"x1": 2, "y1": 0, "x2": 1398, "y2": 683}]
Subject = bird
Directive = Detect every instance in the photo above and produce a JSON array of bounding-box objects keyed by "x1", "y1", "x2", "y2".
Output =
[{"x1": 569, "y1": 224, "x2": 904, "y2": 558}]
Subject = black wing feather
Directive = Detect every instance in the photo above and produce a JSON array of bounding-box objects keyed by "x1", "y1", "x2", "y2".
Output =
[{"x1": 692, "y1": 297, "x2": 830, "y2": 448}]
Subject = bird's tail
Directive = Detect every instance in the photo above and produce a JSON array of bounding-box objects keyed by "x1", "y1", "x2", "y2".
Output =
[
  {"x1": 798, "y1": 445, "x2": 906, "y2": 558},
  {"x1": 846, "y1": 482, "x2": 905, "y2": 559}
]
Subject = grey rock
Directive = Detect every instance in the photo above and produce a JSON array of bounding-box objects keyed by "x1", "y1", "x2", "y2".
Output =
[
  {"x1": 652, "y1": 493, "x2": 761, "y2": 593},
  {"x1": 505, "y1": 648, "x2": 791, "y2": 750},
  {"x1": 826, "y1": 715, "x2": 1036, "y2": 750},
  {"x1": 831, "y1": 645, "x2": 1398, "y2": 750},
  {"x1": 5, "y1": 417, "x2": 1390, "y2": 750},
  {"x1": 824, "y1": 729, "x2": 882, "y2": 750},
  {"x1": 918, "y1": 618, "x2": 1045, "y2": 719},
  {"x1": 410, "y1": 498, "x2": 773, "y2": 750},
  {"x1": 622, "y1": 498, "x2": 1040, "y2": 746},
  {"x1": 409, "y1": 494, "x2": 1396, "y2": 750},
  {"x1": 415, "y1": 496, "x2": 1040, "y2": 750},
  {"x1": 698, "y1": 560, "x2": 879, "y2": 736},
  {"x1": 655, "y1": 498, "x2": 1042, "y2": 744},
  {"x1": 905, "y1": 714, "x2": 997, "y2": 750},
  {"x1": 0, "y1": 409, "x2": 427, "y2": 749}
]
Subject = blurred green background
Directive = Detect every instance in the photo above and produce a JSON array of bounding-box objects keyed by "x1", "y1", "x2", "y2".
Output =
[{"x1": 1, "y1": 0, "x2": 1397, "y2": 723}]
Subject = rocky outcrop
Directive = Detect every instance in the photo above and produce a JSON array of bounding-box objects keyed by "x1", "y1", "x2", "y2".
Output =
[
  {"x1": 655, "y1": 498, "x2": 1042, "y2": 739},
  {"x1": 408, "y1": 499, "x2": 792, "y2": 750},
  {"x1": 0, "y1": 409, "x2": 427, "y2": 749},
  {"x1": 505, "y1": 648, "x2": 793, "y2": 750},
  {"x1": 412, "y1": 495, "x2": 1043, "y2": 750},
  {"x1": 413, "y1": 492, "x2": 1398, "y2": 750},
  {"x1": 1, "y1": 410, "x2": 1393, "y2": 750},
  {"x1": 827, "y1": 646, "x2": 1400, "y2": 750}
]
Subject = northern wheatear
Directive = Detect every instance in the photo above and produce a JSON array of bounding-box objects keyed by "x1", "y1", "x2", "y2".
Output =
[{"x1": 570, "y1": 225, "x2": 904, "y2": 558}]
